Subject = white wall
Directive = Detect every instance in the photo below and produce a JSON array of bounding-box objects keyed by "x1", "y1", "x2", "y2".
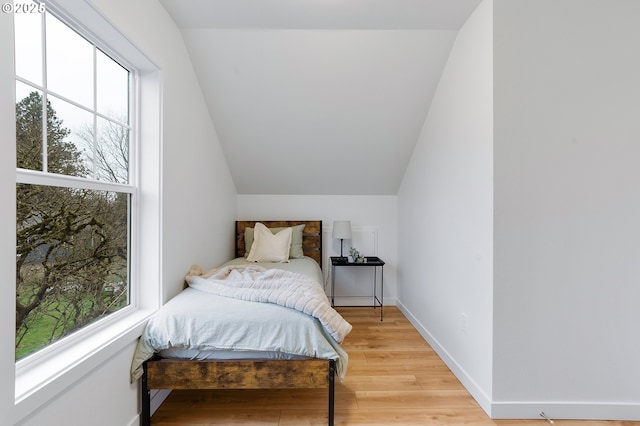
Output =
[
  {"x1": 492, "y1": 0, "x2": 640, "y2": 420},
  {"x1": 398, "y1": 0, "x2": 640, "y2": 420},
  {"x1": 2, "y1": 0, "x2": 237, "y2": 424},
  {"x1": 397, "y1": 0, "x2": 494, "y2": 413},
  {"x1": 15, "y1": 342, "x2": 140, "y2": 426},
  {"x1": 237, "y1": 195, "x2": 397, "y2": 305}
]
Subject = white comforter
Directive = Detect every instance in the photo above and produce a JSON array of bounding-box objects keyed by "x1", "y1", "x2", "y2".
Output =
[
  {"x1": 186, "y1": 264, "x2": 352, "y2": 343},
  {"x1": 130, "y1": 258, "x2": 350, "y2": 381}
]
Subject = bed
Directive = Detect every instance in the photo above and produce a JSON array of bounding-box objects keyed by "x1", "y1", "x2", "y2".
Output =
[{"x1": 132, "y1": 220, "x2": 350, "y2": 426}]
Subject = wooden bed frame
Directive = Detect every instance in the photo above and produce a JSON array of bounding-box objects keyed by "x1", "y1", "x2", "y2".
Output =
[
  {"x1": 235, "y1": 220, "x2": 323, "y2": 268},
  {"x1": 140, "y1": 220, "x2": 336, "y2": 426}
]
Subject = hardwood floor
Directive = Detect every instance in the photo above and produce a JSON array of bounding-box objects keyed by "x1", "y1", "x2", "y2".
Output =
[{"x1": 151, "y1": 306, "x2": 637, "y2": 425}]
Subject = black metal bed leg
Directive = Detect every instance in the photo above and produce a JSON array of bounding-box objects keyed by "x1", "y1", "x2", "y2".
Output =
[
  {"x1": 328, "y1": 360, "x2": 335, "y2": 426},
  {"x1": 141, "y1": 361, "x2": 151, "y2": 426}
]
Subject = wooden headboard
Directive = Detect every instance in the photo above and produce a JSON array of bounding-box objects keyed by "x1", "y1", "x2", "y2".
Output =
[{"x1": 235, "y1": 220, "x2": 323, "y2": 269}]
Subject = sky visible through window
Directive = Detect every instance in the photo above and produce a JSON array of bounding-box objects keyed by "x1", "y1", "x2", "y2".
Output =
[{"x1": 14, "y1": 0, "x2": 130, "y2": 182}]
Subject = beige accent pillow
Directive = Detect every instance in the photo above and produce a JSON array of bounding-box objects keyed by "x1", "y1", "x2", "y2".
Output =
[
  {"x1": 244, "y1": 224, "x2": 305, "y2": 259},
  {"x1": 246, "y1": 222, "x2": 293, "y2": 263}
]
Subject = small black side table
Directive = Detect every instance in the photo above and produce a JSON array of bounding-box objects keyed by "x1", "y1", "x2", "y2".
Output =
[{"x1": 330, "y1": 256, "x2": 385, "y2": 321}]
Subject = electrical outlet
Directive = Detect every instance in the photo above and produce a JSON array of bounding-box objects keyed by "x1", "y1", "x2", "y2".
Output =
[{"x1": 460, "y1": 313, "x2": 468, "y2": 333}]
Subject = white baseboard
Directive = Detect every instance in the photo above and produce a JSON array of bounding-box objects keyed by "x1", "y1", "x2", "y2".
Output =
[
  {"x1": 332, "y1": 296, "x2": 379, "y2": 307},
  {"x1": 395, "y1": 300, "x2": 492, "y2": 415},
  {"x1": 150, "y1": 389, "x2": 172, "y2": 415},
  {"x1": 491, "y1": 401, "x2": 640, "y2": 421},
  {"x1": 332, "y1": 296, "x2": 396, "y2": 307},
  {"x1": 396, "y1": 300, "x2": 640, "y2": 422}
]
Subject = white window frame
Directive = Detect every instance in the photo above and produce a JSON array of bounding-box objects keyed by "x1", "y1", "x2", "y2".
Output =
[
  {"x1": 15, "y1": 4, "x2": 138, "y2": 368},
  {"x1": 12, "y1": 1, "x2": 162, "y2": 421}
]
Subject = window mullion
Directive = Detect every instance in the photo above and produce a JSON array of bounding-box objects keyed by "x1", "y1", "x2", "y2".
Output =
[
  {"x1": 92, "y1": 45, "x2": 98, "y2": 180},
  {"x1": 19, "y1": 80, "x2": 131, "y2": 130},
  {"x1": 41, "y1": 11, "x2": 47, "y2": 173},
  {"x1": 16, "y1": 168, "x2": 135, "y2": 194}
]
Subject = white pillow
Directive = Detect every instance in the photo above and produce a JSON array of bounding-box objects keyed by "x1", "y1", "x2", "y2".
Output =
[{"x1": 246, "y1": 222, "x2": 292, "y2": 263}]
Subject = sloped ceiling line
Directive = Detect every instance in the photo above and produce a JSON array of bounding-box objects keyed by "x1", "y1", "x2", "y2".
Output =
[{"x1": 160, "y1": 0, "x2": 482, "y2": 195}]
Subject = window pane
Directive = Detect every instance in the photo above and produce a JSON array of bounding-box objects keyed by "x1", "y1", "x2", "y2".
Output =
[
  {"x1": 14, "y1": 0, "x2": 43, "y2": 86},
  {"x1": 15, "y1": 83, "x2": 44, "y2": 171},
  {"x1": 95, "y1": 117, "x2": 129, "y2": 184},
  {"x1": 46, "y1": 13, "x2": 93, "y2": 108},
  {"x1": 97, "y1": 49, "x2": 129, "y2": 120},
  {"x1": 47, "y1": 94, "x2": 93, "y2": 177},
  {"x1": 16, "y1": 184, "x2": 130, "y2": 360}
]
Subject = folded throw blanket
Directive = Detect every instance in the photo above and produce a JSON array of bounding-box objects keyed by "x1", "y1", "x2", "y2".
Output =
[{"x1": 186, "y1": 264, "x2": 352, "y2": 343}]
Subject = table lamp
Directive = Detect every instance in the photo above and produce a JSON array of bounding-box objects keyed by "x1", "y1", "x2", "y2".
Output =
[{"x1": 332, "y1": 220, "x2": 352, "y2": 263}]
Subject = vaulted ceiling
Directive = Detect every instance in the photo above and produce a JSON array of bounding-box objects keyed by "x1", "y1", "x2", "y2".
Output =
[{"x1": 159, "y1": 0, "x2": 482, "y2": 195}]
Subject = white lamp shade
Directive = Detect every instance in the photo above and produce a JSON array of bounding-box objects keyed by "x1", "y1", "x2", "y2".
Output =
[{"x1": 332, "y1": 220, "x2": 352, "y2": 240}]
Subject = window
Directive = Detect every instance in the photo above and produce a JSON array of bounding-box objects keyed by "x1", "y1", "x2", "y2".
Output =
[{"x1": 14, "y1": 1, "x2": 135, "y2": 361}]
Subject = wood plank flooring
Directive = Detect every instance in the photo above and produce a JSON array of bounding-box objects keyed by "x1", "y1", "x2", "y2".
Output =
[{"x1": 151, "y1": 306, "x2": 638, "y2": 426}]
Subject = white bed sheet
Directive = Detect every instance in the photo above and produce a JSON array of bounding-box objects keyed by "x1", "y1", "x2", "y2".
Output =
[
  {"x1": 131, "y1": 257, "x2": 348, "y2": 380},
  {"x1": 158, "y1": 348, "x2": 310, "y2": 361}
]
